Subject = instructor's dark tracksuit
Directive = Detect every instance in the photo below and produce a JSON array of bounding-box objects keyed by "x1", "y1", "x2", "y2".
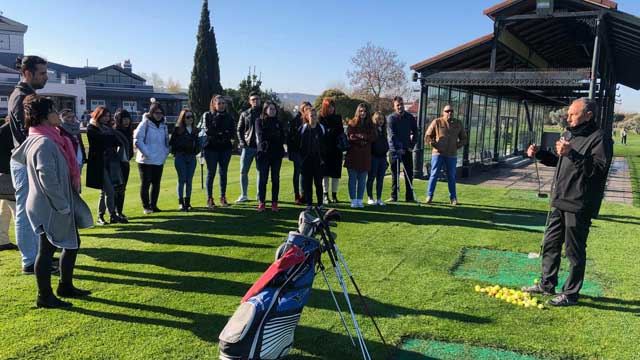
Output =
[{"x1": 535, "y1": 120, "x2": 612, "y2": 300}]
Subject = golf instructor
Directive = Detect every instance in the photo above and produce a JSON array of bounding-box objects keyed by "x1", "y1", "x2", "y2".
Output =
[{"x1": 522, "y1": 98, "x2": 612, "y2": 306}]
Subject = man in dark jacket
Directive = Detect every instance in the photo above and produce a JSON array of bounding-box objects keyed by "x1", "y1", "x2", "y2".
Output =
[
  {"x1": 387, "y1": 96, "x2": 418, "y2": 202},
  {"x1": 0, "y1": 120, "x2": 18, "y2": 251},
  {"x1": 236, "y1": 91, "x2": 261, "y2": 202},
  {"x1": 8, "y1": 56, "x2": 51, "y2": 274},
  {"x1": 522, "y1": 98, "x2": 612, "y2": 306}
]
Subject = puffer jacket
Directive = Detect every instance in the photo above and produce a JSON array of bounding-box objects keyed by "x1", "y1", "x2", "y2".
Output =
[{"x1": 134, "y1": 115, "x2": 170, "y2": 165}]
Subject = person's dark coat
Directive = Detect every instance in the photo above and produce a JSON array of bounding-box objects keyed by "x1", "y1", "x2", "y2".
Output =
[
  {"x1": 8, "y1": 82, "x2": 35, "y2": 147},
  {"x1": 170, "y1": 127, "x2": 199, "y2": 155},
  {"x1": 59, "y1": 126, "x2": 87, "y2": 164},
  {"x1": 344, "y1": 123, "x2": 376, "y2": 172},
  {"x1": 319, "y1": 114, "x2": 344, "y2": 178},
  {"x1": 86, "y1": 123, "x2": 118, "y2": 189},
  {"x1": 287, "y1": 113, "x2": 304, "y2": 156},
  {"x1": 116, "y1": 127, "x2": 134, "y2": 160},
  {"x1": 256, "y1": 116, "x2": 285, "y2": 158},
  {"x1": 371, "y1": 124, "x2": 389, "y2": 158},
  {"x1": 0, "y1": 122, "x2": 13, "y2": 174},
  {"x1": 535, "y1": 120, "x2": 613, "y2": 218},
  {"x1": 237, "y1": 107, "x2": 260, "y2": 148},
  {"x1": 299, "y1": 124, "x2": 326, "y2": 164},
  {"x1": 387, "y1": 111, "x2": 418, "y2": 153},
  {"x1": 203, "y1": 111, "x2": 234, "y2": 152}
]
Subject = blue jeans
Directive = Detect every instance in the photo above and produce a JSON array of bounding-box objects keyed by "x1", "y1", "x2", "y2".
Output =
[
  {"x1": 239, "y1": 147, "x2": 260, "y2": 199},
  {"x1": 427, "y1": 154, "x2": 457, "y2": 200},
  {"x1": 347, "y1": 168, "x2": 367, "y2": 201},
  {"x1": 10, "y1": 159, "x2": 39, "y2": 267},
  {"x1": 204, "y1": 149, "x2": 232, "y2": 198},
  {"x1": 367, "y1": 156, "x2": 388, "y2": 200},
  {"x1": 257, "y1": 153, "x2": 283, "y2": 203},
  {"x1": 174, "y1": 153, "x2": 197, "y2": 199}
]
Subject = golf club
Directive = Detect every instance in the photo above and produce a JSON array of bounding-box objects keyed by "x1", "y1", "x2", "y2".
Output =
[{"x1": 523, "y1": 101, "x2": 547, "y2": 199}]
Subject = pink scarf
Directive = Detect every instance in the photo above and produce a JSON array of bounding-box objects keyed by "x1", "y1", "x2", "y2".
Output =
[{"x1": 29, "y1": 125, "x2": 81, "y2": 191}]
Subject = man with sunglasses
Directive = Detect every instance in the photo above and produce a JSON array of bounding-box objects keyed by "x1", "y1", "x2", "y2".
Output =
[
  {"x1": 236, "y1": 91, "x2": 261, "y2": 202},
  {"x1": 424, "y1": 105, "x2": 467, "y2": 206}
]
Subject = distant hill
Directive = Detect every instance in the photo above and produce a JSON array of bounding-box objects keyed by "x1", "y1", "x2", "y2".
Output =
[{"x1": 277, "y1": 93, "x2": 317, "y2": 109}]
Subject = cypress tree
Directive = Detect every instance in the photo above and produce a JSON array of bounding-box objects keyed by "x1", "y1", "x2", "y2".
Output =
[{"x1": 189, "y1": 0, "x2": 223, "y2": 119}]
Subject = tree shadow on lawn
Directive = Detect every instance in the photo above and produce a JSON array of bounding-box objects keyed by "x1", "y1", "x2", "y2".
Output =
[
  {"x1": 74, "y1": 264, "x2": 492, "y2": 324},
  {"x1": 579, "y1": 295, "x2": 640, "y2": 314},
  {"x1": 595, "y1": 214, "x2": 640, "y2": 226},
  {"x1": 80, "y1": 247, "x2": 270, "y2": 273},
  {"x1": 88, "y1": 231, "x2": 273, "y2": 248}
]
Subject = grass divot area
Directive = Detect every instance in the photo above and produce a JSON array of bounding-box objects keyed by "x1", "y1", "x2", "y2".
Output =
[
  {"x1": 493, "y1": 211, "x2": 547, "y2": 232},
  {"x1": 396, "y1": 339, "x2": 542, "y2": 360},
  {"x1": 451, "y1": 248, "x2": 604, "y2": 297}
]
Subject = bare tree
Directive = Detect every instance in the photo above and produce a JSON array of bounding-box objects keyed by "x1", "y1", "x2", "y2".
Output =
[
  {"x1": 166, "y1": 77, "x2": 182, "y2": 93},
  {"x1": 347, "y1": 42, "x2": 407, "y2": 110}
]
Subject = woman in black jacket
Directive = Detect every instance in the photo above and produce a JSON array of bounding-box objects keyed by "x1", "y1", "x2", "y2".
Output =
[
  {"x1": 170, "y1": 108, "x2": 199, "y2": 211},
  {"x1": 255, "y1": 101, "x2": 285, "y2": 212},
  {"x1": 287, "y1": 101, "x2": 311, "y2": 205},
  {"x1": 112, "y1": 109, "x2": 133, "y2": 219},
  {"x1": 86, "y1": 106, "x2": 124, "y2": 225},
  {"x1": 367, "y1": 111, "x2": 390, "y2": 206},
  {"x1": 202, "y1": 95, "x2": 234, "y2": 209},
  {"x1": 319, "y1": 98, "x2": 344, "y2": 204},
  {"x1": 299, "y1": 107, "x2": 326, "y2": 207}
]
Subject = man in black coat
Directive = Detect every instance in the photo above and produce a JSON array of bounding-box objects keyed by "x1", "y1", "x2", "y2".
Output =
[
  {"x1": 387, "y1": 96, "x2": 418, "y2": 202},
  {"x1": 522, "y1": 98, "x2": 613, "y2": 306}
]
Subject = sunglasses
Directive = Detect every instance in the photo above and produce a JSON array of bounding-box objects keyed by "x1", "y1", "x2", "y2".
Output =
[
  {"x1": 444, "y1": 110, "x2": 453, "y2": 113},
  {"x1": 153, "y1": 111, "x2": 164, "y2": 115},
  {"x1": 185, "y1": 116, "x2": 194, "y2": 119}
]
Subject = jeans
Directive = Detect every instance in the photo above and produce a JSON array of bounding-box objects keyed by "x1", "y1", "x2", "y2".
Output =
[
  {"x1": 10, "y1": 159, "x2": 39, "y2": 267},
  {"x1": 257, "y1": 153, "x2": 283, "y2": 203},
  {"x1": 290, "y1": 151, "x2": 303, "y2": 197},
  {"x1": 347, "y1": 168, "x2": 367, "y2": 201},
  {"x1": 239, "y1": 147, "x2": 260, "y2": 199},
  {"x1": 98, "y1": 169, "x2": 116, "y2": 216},
  {"x1": 390, "y1": 150, "x2": 414, "y2": 201},
  {"x1": 427, "y1": 154, "x2": 457, "y2": 200},
  {"x1": 0, "y1": 199, "x2": 16, "y2": 245},
  {"x1": 204, "y1": 149, "x2": 232, "y2": 198},
  {"x1": 367, "y1": 156, "x2": 388, "y2": 200},
  {"x1": 138, "y1": 164, "x2": 164, "y2": 209},
  {"x1": 174, "y1": 153, "x2": 197, "y2": 199}
]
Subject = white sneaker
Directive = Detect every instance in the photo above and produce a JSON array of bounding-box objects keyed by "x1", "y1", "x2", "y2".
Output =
[
  {"x1": 236, "y1": 195, "x2": 249, "y2": 203},
  {"x1": 357, "y1": 199, "x2": 365, "y2": 208},
  {"x1": 377, "y1": 199, "x2": 386, "y2": 206},
  {"x1": 367, "y1": 198, "x2": 376, "y2": 205},
  {"x1": 350, "y1": 200, "x2": 357, "y2": 208}
]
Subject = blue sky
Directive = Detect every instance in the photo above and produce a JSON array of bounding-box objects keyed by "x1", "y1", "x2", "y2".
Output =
[{"x1": 3, "y1": 0, "x2": 640, "y2": 111}]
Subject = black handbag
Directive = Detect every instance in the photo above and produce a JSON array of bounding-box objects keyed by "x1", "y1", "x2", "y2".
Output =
[{"x1": 0, "y1": 173, "x2": 16, "y2": 201}]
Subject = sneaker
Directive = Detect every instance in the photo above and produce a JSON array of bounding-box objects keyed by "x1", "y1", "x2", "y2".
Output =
[
  {"x1": 367, "y1": 198, "x2": 376, "y2": 205},
  {"x1": 451, "y1": 199, "x2": 459, "y2": 207},
  {"x1": 152, "y1": 206, "x2": 162, "y2": 213},
  {"x1": 521, "y1": 283, "x2": 555, "y2": 296},
  {"x1": 257, "y1": 203, "x2": 266, "y2": 212},
  {"x1": 96, "y1": 215, "x2": 109, "y2": 225},
  {"x1": 219, "y1": 195, "x2": 229, "y2": 207},
  {"x1": 294, "y1": 195, "x2": 303, "y2": 205},
  {"x1": 110, "y1": 215, "x2": 128, "y2": 224},
  {"x1": 425, "y1": 196, "x2": 433, "y2": 204},
  {"x1": 323, "y1": 193, "x2": 331, "y2": 204},
  {"x1": 271, "y1": 202, "x2": 279, "y2": 212},
  {"x1": 22, "y1": 264, "x2": 59, "y2": 275},
  {"x1": 118, "y1": 213, "x2": 129, "y2": 221},
  {"x1": 357, "y1": 199, "x2": 365, "y2": 208},
  {"x1": 331, "y1": 193, "x2": 339, "y2": 203},
  {"x1": 36, "y1": 293, "x2": 72, "y2": 309},
  {"x1": 57, "y1": 284, "x2": 92, "y2": 298},
  {"x1": 236, "y1": 195, "x2": 249, "y2": 203},
  {"x1": 207, "y1": 197, "x2": 216, "y2": 209},
  {"x1": 143, "y1": 208, "x2": 154, "y2": 215},
  {"x1": 386, "y1": 197, "x2": 398, "y2": 203},
  {"x1": 377, "y1": 199, "x2": 386, "y2": 206},
  {"x1": 350, "y1": 200, "x2": 357, "y2": 208},
  {"x1": 0, "y1": 243, "x2": 19, "y2": 251},
  {"x1": 547, "y1": 293, "x2": 578, "y2": 307}
]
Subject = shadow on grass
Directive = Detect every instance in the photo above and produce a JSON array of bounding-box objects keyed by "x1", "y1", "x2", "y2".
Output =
[
  {"x1": 579, "y1": 295, "x2": 640, "y2": 314},
  {"x1": 88, "y1": 231, "x2": 273, "y2": 248}
]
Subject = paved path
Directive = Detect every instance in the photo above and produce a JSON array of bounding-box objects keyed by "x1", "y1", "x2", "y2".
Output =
[{"x1": 459, "y1": 157, "x2": 634, "y2": 206}]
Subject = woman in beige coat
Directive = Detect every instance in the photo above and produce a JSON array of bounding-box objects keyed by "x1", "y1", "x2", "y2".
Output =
[{"x1": 11, "y1": 95, "x2": 93, "y2": 309}]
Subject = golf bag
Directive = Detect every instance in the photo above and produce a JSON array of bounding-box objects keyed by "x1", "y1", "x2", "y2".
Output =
[{"x1": 218, "y1": 232, "x2": 321, "y2": 360}]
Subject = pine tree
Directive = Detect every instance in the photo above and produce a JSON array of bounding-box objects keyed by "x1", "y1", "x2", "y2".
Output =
[{"x1": 188, "y1": 0, "x2": 223, "y2": 119}]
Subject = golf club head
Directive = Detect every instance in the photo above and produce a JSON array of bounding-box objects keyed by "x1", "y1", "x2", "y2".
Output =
[{"x1": 323, "y1": 208, "x2": 341, "y2": 223}]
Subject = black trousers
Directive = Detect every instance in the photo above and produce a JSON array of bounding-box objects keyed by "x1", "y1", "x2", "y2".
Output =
[
  {"x1": 302, "y1": 159, "x2": 323, "y2": 206},
  {"x1": 540, "y1": 208, "x2": 591, "y2": 299},
  {"x1": 390, "y1": 151, "x2": 414, "y2": 201},
  {"x1": 257, "y1": 153, "x2": 282, "y2": 204},
  {"x1": 114, "y1": 161, "x2": 130, "y2": 215},
  {"x1": 138, "y1": 163, "x2": 164, "y2": 209},
  {"x1": 35, "y1": 232, "x2": 80, "y2": 297}
]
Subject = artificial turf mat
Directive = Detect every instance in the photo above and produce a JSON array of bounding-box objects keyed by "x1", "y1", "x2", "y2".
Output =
[
  {"x1": 397, "y1": 339, "x2": 542, "y2": 360},
  {"x1": 492, "y1": 211, "x2": 547, "y2": 232},
  {"x1": 451, "y1": 248, "x2": 603, "y2": 297}
]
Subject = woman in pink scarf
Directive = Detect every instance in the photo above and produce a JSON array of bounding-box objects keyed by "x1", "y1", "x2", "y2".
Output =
[{"x1": 11, "y1": 95, "x2": 93, "y2": 309}]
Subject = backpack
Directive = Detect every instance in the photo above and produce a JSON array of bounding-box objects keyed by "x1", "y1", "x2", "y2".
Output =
[{"x1": 218, "y1": 232, "x2": 320, "y2": 360}]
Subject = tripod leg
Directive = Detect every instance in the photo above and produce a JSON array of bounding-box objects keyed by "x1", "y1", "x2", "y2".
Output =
[{"x1": 319, "y1": 261, "x2": 356, "y2": 347}]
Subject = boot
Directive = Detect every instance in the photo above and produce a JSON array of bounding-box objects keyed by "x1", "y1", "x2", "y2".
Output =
[
  {"x1": 332, "y1": 192, "x2": 339, "y2": 203},
  {"x1": 36, "y1": 292, "x2": 72, "y2": 309},
  {"x1": 57, "y1": 282, "x2": 92, "y2": 297},
  {"x1": 323, "y1": 193, "x2": 331, "y2": 204},
  {"x1": 179, "y1": 197, "x2": 186, "y2": 211},
  {"x1": 184, "y1": 197, "x2": 192, "y2": 211}
]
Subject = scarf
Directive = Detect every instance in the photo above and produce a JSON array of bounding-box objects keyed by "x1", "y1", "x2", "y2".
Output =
[
  {"x1": 29, "y1": 125, "x2": 81, "y2": 191},
  {"x1": 60, "y1": 120, "x2": 81, "y2": 137}
]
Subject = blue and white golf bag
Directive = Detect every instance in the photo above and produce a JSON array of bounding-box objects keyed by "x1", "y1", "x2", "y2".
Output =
[{"x1": 218, "y1": 232, "x2": 321, "y2": 360}]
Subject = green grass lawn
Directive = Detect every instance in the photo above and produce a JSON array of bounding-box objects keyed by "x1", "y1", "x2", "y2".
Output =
[
  {"x1": 614, "y1": 131, "x2": 640, "y2": 206},
  {"x1": 1, "y1": 155, "x2": 639, "y2": 359}
]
